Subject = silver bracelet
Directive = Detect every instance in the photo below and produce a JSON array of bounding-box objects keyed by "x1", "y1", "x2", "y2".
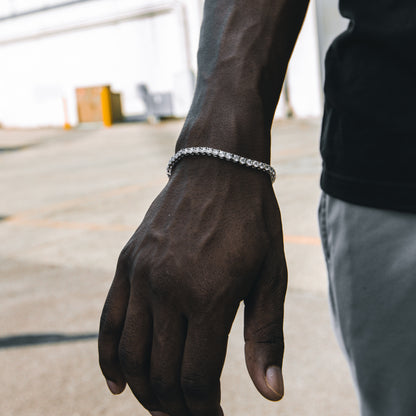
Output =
[{"x1": 167, "y1": 147, "x2": 276, "y2": 183}]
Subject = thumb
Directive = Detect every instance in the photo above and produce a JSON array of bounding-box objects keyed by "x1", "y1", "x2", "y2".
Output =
[{"x1": 244, "y1": 251, "x2": 287, "y2": 401}]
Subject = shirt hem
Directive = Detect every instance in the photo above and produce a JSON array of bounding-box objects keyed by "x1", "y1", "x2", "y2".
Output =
[{"x1": 320, "y1": 168, "x2": 416, "y2": 214}]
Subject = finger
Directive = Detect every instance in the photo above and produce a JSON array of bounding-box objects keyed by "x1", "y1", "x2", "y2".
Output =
[
  {"x1": 150, "y1": 303, "x2": 190, "y2": 415},
  {"x1": 181, "y1": 306, "x2": 238, "y2": 416},
  {"x1": 118, "y1": 282, "x2": 160, "y2": 412},
  {"x1": 98, "y1": 257, "x2": 130, "y2": 394},
  {"x1": 244, "y1": 249, "x2": 287, "y2": 401}
]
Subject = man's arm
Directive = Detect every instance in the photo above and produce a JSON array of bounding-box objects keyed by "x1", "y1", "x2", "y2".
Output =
[
  {"x1": 177, "y1": 0, "x2": 309, "y2": 160},
  {"x1": 98, "y1": 1, "x2": 310, "y2": 415}
]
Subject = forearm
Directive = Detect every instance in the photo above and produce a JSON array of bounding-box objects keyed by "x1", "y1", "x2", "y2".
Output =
[{"x1": 177, "y1": 0, "x2": 310, "y2": 162}]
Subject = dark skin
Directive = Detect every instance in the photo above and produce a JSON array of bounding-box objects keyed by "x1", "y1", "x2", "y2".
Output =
[{"x1": 98, "y1": 0, "x2": 310, "y2": 415}]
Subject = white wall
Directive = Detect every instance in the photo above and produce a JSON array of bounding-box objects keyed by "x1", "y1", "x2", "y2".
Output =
[
  {"x1": 287, "y1": 1, "x2": 323, "y2": 118},
  {"x1": 275, "y1": 0, "x2": 323, "y2": 119},
  {"x1": 0, "y1": 0, "x2": 322, "y2": 128},
  {"x1": 0, "y1": 0, "x2": 199, "y2": 127}
]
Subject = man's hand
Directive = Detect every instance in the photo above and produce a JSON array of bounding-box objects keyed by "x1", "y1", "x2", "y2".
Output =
[
  {"x1": 98, "y1": 158, "x2": 287, "y2": 416},
  {"x1": 98, "y1": 0, "x2": 309, "y2": 411}
]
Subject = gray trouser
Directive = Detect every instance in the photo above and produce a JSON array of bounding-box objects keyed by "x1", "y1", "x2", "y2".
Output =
[{"x1": 318, "y1": 193, "x2": 416, "y2": 416}]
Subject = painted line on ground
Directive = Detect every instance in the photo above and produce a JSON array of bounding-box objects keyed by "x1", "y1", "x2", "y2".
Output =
[{"x1": 4, "y1": 215, "x2": 321, "y2": 246}]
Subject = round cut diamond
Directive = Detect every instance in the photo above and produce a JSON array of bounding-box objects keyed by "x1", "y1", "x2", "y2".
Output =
[{"x1": 168, "y1": 147, "x2": 275, "y2": 183}]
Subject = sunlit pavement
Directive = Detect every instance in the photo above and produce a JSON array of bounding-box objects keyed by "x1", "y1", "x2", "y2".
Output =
[{"x1": 0, "y1": 119, "x2": 358, "y2": 415}]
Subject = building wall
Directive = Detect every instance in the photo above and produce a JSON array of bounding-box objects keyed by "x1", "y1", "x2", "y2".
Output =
[
  {"x1": 0, "y1": 0, "x2": 323, "y2": 128},
  {"x1": 278, "y1": 1, "x2": 322, "y2": 119}
]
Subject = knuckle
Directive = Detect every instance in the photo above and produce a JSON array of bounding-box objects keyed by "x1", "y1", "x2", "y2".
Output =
[
  {"x1": 117, "y1": 245, "x2": 133, "y2": 270},
  {"x1": 118, "y1": 245, "x2": 130, "y2": 262},
  {"x1": 148, "y1": 262, "x2": 181, "y2": 299},
  {"x1": 99, "y1": 307, "x2": 118, "y2": 336},
  {"x1": 118, "y1": 345, "x2": 146, "y2": 376},
  {"x1": 251, "y1": 321, "x2": 284, "y2": 343},
  {"x1": 181, "y1": 374, "x2": 216, "y2": 401},
  {"x1": 148, "y1": 272, "x2": 167, "y2": 294},
  {"x1": 150, "y1": 375, "x2": 178, "y2": 401}
]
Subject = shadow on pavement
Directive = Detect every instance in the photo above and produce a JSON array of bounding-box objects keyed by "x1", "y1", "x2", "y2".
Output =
[
  {"x1": 0, "y1": 145, "x2": 32, "y2": 153},
  {"x1": 0, "y1": 332, "x2": 98, "y2": 349}
]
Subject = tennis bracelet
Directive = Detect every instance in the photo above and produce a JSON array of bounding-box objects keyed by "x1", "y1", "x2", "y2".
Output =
[{"x1": 167, "y1": 147, "x2": 276, "y2": 183}]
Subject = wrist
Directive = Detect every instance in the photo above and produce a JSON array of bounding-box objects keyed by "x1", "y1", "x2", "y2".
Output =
[
  {"x1": 176, "y1": 104, "x2": 271, "y2": 163},
  {"x1": 167, "y1": 154, "x2": 274, "y2": 195}
]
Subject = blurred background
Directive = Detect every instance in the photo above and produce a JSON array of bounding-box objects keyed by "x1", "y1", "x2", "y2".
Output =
[
  {"x1": 0, "y1": 1, "x2": 358, "y2": 415},
  {"x1": 0, "y1": 0, "x2": 347, "y2": 128}
]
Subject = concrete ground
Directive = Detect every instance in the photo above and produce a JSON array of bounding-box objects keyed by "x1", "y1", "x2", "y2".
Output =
[{"x1": 0, "y1": 119, "x2": 358, "y2": 415}]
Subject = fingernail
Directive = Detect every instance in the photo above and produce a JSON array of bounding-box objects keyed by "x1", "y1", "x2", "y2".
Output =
[
  {"x1": 106, "y1": 379, "x2": 124, "y2": 395},
  {"x1": 150, "y1": 412, "x2": 170, "y2": 416},
  {"x1": 265, "y1": 366, "x2": 284, "y2": 400}
]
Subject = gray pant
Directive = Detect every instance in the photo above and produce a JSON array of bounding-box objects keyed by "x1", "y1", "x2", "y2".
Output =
[{"x1": 318, "y1": 193, "x2": 416, "y2": 416}]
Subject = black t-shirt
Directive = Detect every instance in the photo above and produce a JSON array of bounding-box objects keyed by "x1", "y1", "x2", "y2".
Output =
[{"x1": 320, "y1": 0, "x2": 416, "y2": 212}]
